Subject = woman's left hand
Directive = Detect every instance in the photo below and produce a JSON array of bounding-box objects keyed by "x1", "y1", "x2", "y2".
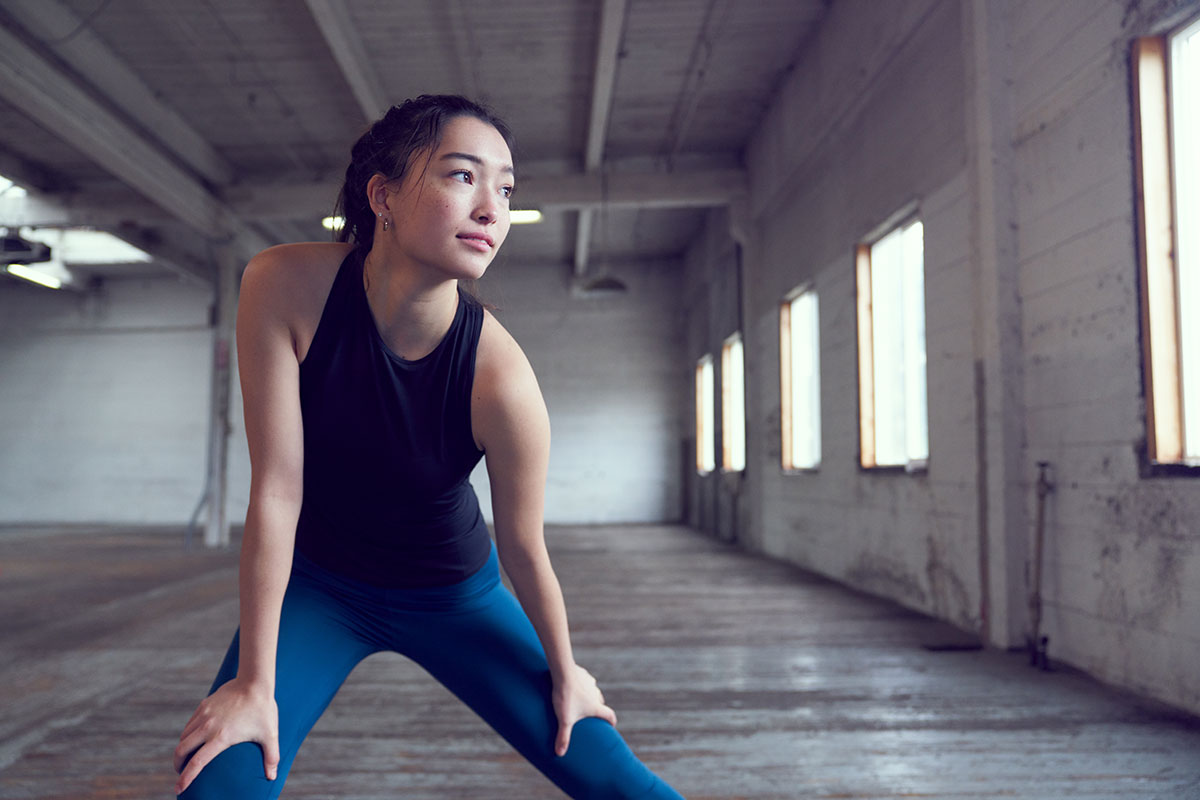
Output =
[{"x1": 553, "y1": 663, "x2": 618, "y2": 756}]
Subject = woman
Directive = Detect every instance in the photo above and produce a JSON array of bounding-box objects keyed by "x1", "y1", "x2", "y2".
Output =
[{"x1": 172, "y1": 95, "x2": 684, "y2": 799}]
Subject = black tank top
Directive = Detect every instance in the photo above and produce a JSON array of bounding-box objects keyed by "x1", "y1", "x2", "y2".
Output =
[{"x1": 293, "y1": 247, "x2": 491, "y2": 587}]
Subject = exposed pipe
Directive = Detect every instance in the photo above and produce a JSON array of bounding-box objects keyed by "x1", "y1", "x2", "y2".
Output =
[{"x1": 1028, "y1": 460, "x2": 1054, "y2": 670}]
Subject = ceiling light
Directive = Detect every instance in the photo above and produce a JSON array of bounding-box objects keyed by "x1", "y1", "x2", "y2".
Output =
[
  {"x1": 510, "y1": 209, "x2": 543, "y2": 224},
  {"x1": 7, "y1": 263, "x2": 62, "y2": 289},
  {"x1": 322, "y1": 215, "x2": 344, "y2": 231},
  {"x1": 19, "y1": 228, "x2": 149, "y2": 264}
]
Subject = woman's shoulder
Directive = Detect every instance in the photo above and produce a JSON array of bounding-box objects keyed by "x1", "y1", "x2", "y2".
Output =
[
  {"x1": 475, "y1": 309, "x2": 541, "y2": 402},
  {"x1": 241, "y1": 242, "x2": 354, "y2": 312},
  {"x1": 239, "y1": 242, "x2": 357, "y2": 360},
  {"x1": 476, "y1": 309, "x2": 525, "y2": 372},
  {"x1": 471, "y1": 308, "x2": 549, "y2": 451},
  {"x1": 243, "y1": 242, "x2": 355, "y2": 292}
]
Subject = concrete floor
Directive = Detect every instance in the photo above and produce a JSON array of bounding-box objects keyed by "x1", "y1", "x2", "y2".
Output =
[{"x1": 0, "y1": 523, "x2": 1198, "y2": 799}]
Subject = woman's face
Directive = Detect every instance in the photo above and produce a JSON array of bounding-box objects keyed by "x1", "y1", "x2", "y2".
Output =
[{"x1": 381, "y1": 115, "x2": 514, "y2": 282}]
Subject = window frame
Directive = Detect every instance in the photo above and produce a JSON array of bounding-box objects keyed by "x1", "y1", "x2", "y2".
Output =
[
  {"x1": 1133, "y1": 16, "x2": 1200, "y2": 473},
  {"x1": 721, "y1": 332, "x2": 746, "y2": 473},
  {"x1": 695, "y1": 354, "x2": 716, "y2": 475},
  {"x1": 855, "y1": 212, "x2": 929, "y2": 473},
  {"x1": 779, "y1": 286, "x2": 822, "y2": 472}
]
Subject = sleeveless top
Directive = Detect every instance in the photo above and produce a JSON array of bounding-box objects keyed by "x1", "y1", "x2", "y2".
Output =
[{"x1": 293, "y1": 247, "x2": 491, "y2": 588}]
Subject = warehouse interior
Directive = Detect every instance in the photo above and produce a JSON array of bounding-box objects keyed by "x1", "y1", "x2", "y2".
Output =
[{"x1": 2, "y1": 0, "x2": 1200, "y2": 797}]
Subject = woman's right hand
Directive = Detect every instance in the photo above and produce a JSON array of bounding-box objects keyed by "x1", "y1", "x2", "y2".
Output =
[{"x1": 172, "y1": 676, "x2": 280, "y2": 795}]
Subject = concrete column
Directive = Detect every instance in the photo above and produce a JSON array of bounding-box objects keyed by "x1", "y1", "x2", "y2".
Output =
[
  {"x1": 728, "y1": 196, "x2": 759, "y2": 548},
  {"x1": 963, "y1": 0, "x2": 1027, "y2": 647},
  {"x1": 203, "y1": 244, "x2": 240, "y2": 548}
]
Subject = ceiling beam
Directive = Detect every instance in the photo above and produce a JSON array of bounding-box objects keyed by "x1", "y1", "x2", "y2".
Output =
[
  {"x1": 574, "y1": 0, "x2": 629, "y2": 277},
  {"x1": 19, "y1": 167, "x2": 750, "y2": 225},
  {"x1": 304, "y1": 0, "x2": 389, "y2": 122},
  {"x1": 0, "y1": 187, "x2": 165, "y2": 229},
  {"x1": 105, "y1": 223, "x2": 214, "y2": 288},
  {"x1": 0, "y1": 23, "x2": 268, "y2": 262},
  {"x1": 1, "y1": 0, "x2": 236, "y2": 186},
  {"x1": 220, "y1": 168, "x2": 748, "y2": 219}
]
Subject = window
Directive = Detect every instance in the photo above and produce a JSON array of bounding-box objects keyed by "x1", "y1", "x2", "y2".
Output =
[
  {"x1": 779, "y1": 288, "x2": 821, "y2": 470},
  {"x1": 721, "y1": 333, "x2": 746, "y2": 472},
  {"x1": 695, "y1": 354, "x2": 716, "y2": 474},
  {"x1": 856, "y1": 218, "x2": 928, "y2": 469},
  {"x1": 1135, "y1": 17, "x2": 1200, "y2": 465}
]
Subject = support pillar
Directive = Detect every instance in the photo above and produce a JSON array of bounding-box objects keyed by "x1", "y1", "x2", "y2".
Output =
[
  {"x1": 202, "y1": 243, "x2": 239, "y2": 548},
  {"x1": 964, "y1": 0, "x2": 1027, "y2": 647}
]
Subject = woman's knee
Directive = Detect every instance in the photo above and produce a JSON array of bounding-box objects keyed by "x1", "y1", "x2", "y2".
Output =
[
  {"x1": 177, "y1": 741, "x2": 280, "y2": 800},
  {"x1": 552, "y1": 717, "x2": 661, "y2": 799}
]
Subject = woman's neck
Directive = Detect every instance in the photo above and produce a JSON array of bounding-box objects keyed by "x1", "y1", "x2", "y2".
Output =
[{"x1": 362, "y1": 248, "x2": 460, "y2": 362}]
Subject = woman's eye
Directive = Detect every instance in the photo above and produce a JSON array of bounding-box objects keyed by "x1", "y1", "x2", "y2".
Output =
[
  {"x1": 451, "y1": 170, "x2": 472, "y2": 183},
  {"x1": 500, "y1": 186, "x2": 514, "y2": 199}
]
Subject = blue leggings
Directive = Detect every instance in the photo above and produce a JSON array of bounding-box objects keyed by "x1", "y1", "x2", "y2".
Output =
[{"x1": 179, "y1": 544, "x2": 684, "y2": 799}]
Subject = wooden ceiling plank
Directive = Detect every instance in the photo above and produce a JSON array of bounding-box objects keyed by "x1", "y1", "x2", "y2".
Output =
[
  {"x1": 2, "y1": 0, "x2": 236, "y2": 187},
  {"x1": 0, "y1": 24, "x2": 268, "y2": 260},
  {"x1": 304, "y1": 0, "x2": 388, "y2": 122}
]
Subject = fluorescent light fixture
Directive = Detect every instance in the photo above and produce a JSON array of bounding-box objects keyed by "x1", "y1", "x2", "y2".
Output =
[
  {"x1": 7, "y1": 263, "x2": 62, "y2": 289},
  {"x1": 510, "y1": 209, "x2": 543, "y2": 224},
  {"x1": 322, "y1": 215, "x2": 344, "y2": 231},
  {"x1": 0, "y1": 176, "x2": 26, "y2": 198},
  {"x1": 19, "y1": 228, "x2": 150, "y2": 264}
]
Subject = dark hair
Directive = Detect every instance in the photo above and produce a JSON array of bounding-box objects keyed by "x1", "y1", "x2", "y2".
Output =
[{"x1": 334, "y1": 95, "x2": 515, "y2": 250}]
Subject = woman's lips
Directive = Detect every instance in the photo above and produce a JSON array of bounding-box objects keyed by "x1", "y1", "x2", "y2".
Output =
[{"x1": 457, "y1": 233, "x2": 494, "y2": 251}]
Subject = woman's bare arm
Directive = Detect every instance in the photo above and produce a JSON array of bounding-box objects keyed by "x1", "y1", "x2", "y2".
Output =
[
  {"x1": 472, "y1": 312, "x2": 616, "y2": 756},
  {"x1": 173, "y1": 246, "x2": 309, "y2": 793}
]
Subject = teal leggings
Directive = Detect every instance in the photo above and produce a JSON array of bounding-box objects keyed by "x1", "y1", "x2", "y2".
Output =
[{"x1": 178, "y1": 544, "x2": 684, "y2": 799}]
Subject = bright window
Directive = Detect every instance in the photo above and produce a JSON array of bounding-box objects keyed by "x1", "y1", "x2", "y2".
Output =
[
  {"x1": 1135, "y1": 17, "x2": 1200, "y2": 465},
  {"x1": 779, "y1": 288, "x2": 821, "y2": 470},
  {"x1": 695, "y1": 354, "x2": 716, "y2": 474},
  {"x1": 721, "y1": 333, "x2": 746, "y2": 472},
  {"x1": 856, "y1": 219, "x2": 928, "y2": 469}
]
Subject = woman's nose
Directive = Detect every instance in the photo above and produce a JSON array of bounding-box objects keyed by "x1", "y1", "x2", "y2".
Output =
[{"x1": 475, "y1": 190, "x2": 504, "y2": 224}]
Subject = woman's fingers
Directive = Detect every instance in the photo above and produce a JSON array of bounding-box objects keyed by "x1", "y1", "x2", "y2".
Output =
[
  {"x1": 262, "y1": 733, "x2": 280, "y2": 781},
  {"x1": 177, "y1": 706, "x2": 205, "y2": 745},
  {"x1": 171, "y1": 680, "x2": 280, "y2": 790},
  {"x1": 174, "y1": 737, "x2": 223, "y2": 795},
  {"x1": 555, "y1": 718, "x2": 573, "y2": 757}
]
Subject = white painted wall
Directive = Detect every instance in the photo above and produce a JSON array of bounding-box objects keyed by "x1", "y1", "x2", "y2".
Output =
[
  {"x1": 682, "y1": 0, "x2": 1200, "y2": 715},
  {"x1": 0, "y1": 276, "x2": 222, "y2": 524},
  {"x1": 1009, "y1": 0, "x2": 1200, "y2": 715},
  {"x1": 472, "y1": 256, "x2": 686, "y2": 524},
  {"x1": 0, "y1": 255, "x2": 684, "y2": 528}
]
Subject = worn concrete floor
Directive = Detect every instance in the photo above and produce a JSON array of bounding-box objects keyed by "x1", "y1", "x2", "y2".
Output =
[{"x1": 0, "y1": 523, "x2": 1198, "y2": 799}]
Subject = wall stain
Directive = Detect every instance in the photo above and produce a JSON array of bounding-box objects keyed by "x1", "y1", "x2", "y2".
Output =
[
  {"x1": 1096, "y1": 483, "x2": 1193, "y2": 631},
  {"x1": 925, "y1": 535, "x2": 976, "y2": 631},
  {"x1": 846, "y1": 552, "x2": 928, "y2": 607}
]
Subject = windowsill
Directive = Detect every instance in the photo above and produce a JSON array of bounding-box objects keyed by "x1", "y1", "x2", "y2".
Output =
[
  {"x1": 1138, "y1": 460, "x2": 1200, "y2": 478},
  {"x1": 859, "y1": 461, "x2": 929, "y2": 475}
]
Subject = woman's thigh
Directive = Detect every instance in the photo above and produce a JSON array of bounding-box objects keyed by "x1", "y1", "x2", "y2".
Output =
[
  {"x1": 399, "y1": 585, "x2": 682, "y2": 800},
  {"x1": 179, "y1": 574, "x2": 376, "y2": 800}
]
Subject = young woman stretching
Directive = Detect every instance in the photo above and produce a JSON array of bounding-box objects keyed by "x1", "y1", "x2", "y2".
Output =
[{"x1": 172, "y1": 95, "x2": 685, "y2": 799}]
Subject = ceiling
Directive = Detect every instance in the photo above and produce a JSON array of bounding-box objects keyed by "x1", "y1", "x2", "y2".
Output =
[{"x1": 0, "y1": 0, "x2": 828, "y2": 289}]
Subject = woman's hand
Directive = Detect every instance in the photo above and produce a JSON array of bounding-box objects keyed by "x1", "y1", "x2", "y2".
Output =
[
  {"x1": 173, "y1": 677, "x2": 280, "y2": 794},
  {"x1": 553, "y1": 663, "x2": 618, "y2": 757}
]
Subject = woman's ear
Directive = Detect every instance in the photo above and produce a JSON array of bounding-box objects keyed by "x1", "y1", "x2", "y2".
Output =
[{"x1": 366, "y1": 173, "x2": 391, "y2": 218}]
